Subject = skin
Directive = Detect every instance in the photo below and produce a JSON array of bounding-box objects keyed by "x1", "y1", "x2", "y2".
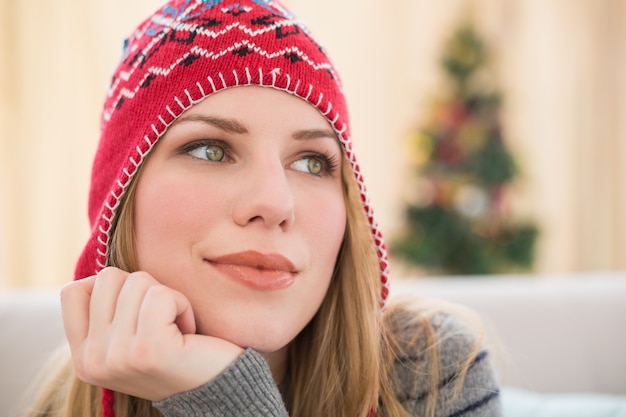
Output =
[{"x1": 61, "y1": 86, "x2": 347, "y2": 401}]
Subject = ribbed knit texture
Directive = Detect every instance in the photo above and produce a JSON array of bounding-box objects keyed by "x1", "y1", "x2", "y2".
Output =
[
  {"x1": 154, "y1": 349, "x2": 287, "y2": 416},
  {"x1": 153, "y1": 311, "x2": 503, "y2": 417},
  {"x1": 388, "y1": 311, "x2": 502, "y2": 416}
]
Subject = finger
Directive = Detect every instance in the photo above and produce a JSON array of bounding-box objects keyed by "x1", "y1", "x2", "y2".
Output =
[
  {"x1": 137, "y1": 285, "x2": 196, "y2": 339},
  {"x1": 88, "y1": 267, "x2": 128, "y2": 332},
  {"x1": 112, "y1": 271, "x2": 160, "y2": 335},
  {"x1": 60, "y1": 276, "x2": 96, "y2": 353},
  {"x1": 172, "y1": 290, "x2": 196, "y2": 335}
]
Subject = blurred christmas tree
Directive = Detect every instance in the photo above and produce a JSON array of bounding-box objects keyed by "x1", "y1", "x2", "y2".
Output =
[{"x1": 391, "y1": 18, "x2": 538, "y2": 275}]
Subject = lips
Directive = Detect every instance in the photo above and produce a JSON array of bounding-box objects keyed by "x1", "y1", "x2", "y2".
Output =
[{"x1": 206, "y1": 250, "x2": 297, "y2": 290}]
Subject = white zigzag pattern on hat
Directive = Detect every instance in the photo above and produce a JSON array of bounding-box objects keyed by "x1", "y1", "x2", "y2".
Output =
[
  {"x1": 155, "y1": 15, "x2": 296, "y2": 38},
  {"x1": 103, "y1": 19, "x2": 342, "y2": 122},
  {"x1": 107, "y1": 15, "x2": 312, "y2": 100},
  {"x1": 103, "y1": 40, "x2": 338, "y2": 123}
]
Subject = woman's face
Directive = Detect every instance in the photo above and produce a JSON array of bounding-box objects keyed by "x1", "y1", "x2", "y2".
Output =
[{"x1": 133, "y1": 86, "x2": 346, "y2": 355}]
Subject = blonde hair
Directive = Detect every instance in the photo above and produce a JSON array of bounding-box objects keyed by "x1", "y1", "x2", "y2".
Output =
[{"x1": 22, "y1": 156, "x2": 480, "y2": 417}]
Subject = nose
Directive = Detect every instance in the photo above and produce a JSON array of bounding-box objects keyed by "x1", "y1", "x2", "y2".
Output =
[{"x1": 232, "y1": 158, "x2": 295, "y2": 230}]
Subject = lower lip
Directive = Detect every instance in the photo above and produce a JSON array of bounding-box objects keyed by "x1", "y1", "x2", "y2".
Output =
[{"x1": 209, "y1": 262, "x2": 296, "y2": 290}]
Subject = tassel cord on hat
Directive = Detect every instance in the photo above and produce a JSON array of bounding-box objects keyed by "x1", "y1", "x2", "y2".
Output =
[{"x1": 102, "y1": 388, "x2": 115, "y2": 417}]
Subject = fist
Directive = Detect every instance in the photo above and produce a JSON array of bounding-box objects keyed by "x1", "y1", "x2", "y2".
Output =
[{"x1": 61, "y1": 267, "x2": 244, "y2": 401}]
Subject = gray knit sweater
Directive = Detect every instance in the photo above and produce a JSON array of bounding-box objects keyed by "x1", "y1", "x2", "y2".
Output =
[{"x1": 154, "y1": 310, "x2": 502, "y2": 417}]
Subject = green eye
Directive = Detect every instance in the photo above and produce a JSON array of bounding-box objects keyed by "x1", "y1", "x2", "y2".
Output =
[
  {"x1": 307, "y1": 157, "x2": 323, "y2": 175},
  {"x1": 205, "y1": 145, "x2": 225, "y2": 161},
  {"x1": 292, "y1": 156, "x2": 327, "y2": 176}
]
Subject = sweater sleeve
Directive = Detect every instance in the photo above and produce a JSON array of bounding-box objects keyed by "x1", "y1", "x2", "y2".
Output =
[
  {"x1": 390, "y1": 311, "x2": 503, "y2": 417},
  {"x1": 153, "y1": 348, "x2": 289, "y2": 417}
]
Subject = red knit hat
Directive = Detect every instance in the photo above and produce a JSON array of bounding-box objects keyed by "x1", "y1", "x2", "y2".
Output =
[{"x1": 74, "y1": 0, "x2": 390, "y2": 414}]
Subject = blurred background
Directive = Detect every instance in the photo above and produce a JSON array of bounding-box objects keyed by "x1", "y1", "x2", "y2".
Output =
[{"x1": 0, "y1": 0, "x2": 625, "y2": 287}]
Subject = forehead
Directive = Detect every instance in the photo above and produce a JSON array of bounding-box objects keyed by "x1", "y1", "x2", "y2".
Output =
[{"x1": 183, "y1": 85, "x2": 333, "y2": 127}]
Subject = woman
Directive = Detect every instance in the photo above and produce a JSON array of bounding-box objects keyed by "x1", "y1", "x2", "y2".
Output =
[{"x1": 24, "y1": 1, "x2": 502, "y2": 416}]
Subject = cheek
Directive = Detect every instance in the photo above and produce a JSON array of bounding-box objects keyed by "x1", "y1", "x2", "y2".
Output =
[
  {"x1": 133, "y1": 173, "x2": 226, "y2": 264},
  {"x1": 301, "y1": 188, "x2": 346, "y2": 266},
  {"x1": 135, "y1": 180, "x2": 192, "y2": 238}
]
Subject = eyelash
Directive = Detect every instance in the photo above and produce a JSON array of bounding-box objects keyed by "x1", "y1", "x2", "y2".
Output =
[
  {"x1": 178, "y1": 139, "x2": 231, "y2": 160},
  {"x1": 179, "y1": 139, "x2": 340, "y2": 176},
  {"x1": 302, "y1": 151, "x2": 340, "y2": 176}
]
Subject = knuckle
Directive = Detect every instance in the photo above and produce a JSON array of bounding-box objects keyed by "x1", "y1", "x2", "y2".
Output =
[
  {"x1": 139, "y1": 284, "x2": 170, "y2": 312},
  {"x1": 60, "y1": 279, "x2": 87, "y2": 303},
  {"x1": 59, "y1": 286, "x2": 73, "y2": 308},
  {"x1": 59, "y1": 281, "x2": 74, "y2": 299},
  {"x1": 96, "y1": 266, "x2": 118, "y2": 280},
  {"x1": 99, "y1": 266, "x2": 120, "y2": 275},
  {"x1": 145, "y1": 283, "x2": 168, "y2": 299},
  {"x1": 96, "y1": 267, "x2": 129, "y2": 288},
  {"x1": 125, "y1": 271, "x2": 161, "y2": 293},
  {"x1": 127, "y1": 270, "x2": 154, "y2": 283},
  {"x1": 78, "y1": 341, "x2": 125, "y2": 384},
  {"x1": 96, "y1": 266, "x2": 125, "y2": 281},
  {"x1": 75, "y1": 356, "x2": 104, "y2": 383},
  {"x1": 71, "y1": 356, "x2": 87, "y2": 381},
  {"x1": 128, "y1": 339, "x2": 160, "y2": 371},
  {"x1": 103, "y1": 353, "x2": 126, "y2": 378},
  {"x1": 79, "y1": 344, "x2": 104, "y2": 382}
]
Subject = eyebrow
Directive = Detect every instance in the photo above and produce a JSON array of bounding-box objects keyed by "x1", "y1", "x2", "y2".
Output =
[
  {"x1": 172, "y1": 114, "x2": 337, "y2": 141},
  {"x1": 173, "y1": 114, "x2": 248, "y2": 134},
  {"x1": 292, "y1": 128, "x2": 338, "y2": 141}
]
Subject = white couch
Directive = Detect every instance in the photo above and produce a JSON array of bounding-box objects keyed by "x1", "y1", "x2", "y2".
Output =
[{"x1": 2, "y1": 272, "x2": 626, "y2": 417}]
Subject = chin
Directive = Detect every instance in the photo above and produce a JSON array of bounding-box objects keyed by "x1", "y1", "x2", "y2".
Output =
[
  {"x1": 197, "y1": 318, "x2": 303, "y2": 353},
  {"x1": 244, "y1": 338, "x2": 293, "y2": 355}
]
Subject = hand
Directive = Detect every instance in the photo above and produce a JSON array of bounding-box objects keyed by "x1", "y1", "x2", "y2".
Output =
[{"x1": 61, "y1": 267, "x2": 244, "y2": 401}]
